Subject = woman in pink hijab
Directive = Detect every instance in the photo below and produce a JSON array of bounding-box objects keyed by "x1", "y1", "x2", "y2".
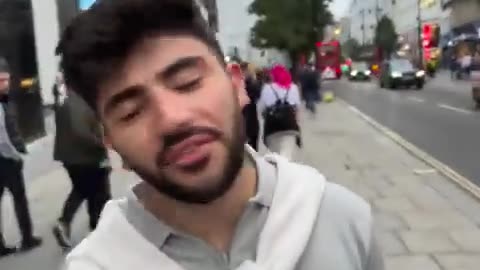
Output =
[
  {"x1": 258, "y1": 64, "x2": 302, "y2": 160},
  {"x1": 270, "y1": 64, "x2": 293, "y2": 89}
]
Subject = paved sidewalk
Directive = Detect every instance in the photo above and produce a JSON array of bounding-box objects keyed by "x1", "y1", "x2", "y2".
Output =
[
  {"x1": 1, "y1": 101, "x2": 480, "y2": 270},
  {"x1": 298, "y1": 102, "x2": 480, "y2": 270},
  {"x1": 0, "y1": 154, "x2": 139, "y2": 270}
]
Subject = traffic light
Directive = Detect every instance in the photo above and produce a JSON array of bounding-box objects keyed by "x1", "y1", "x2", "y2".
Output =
[{"x1": 422, "y1": 24, "x2": 440, "y2": 48}]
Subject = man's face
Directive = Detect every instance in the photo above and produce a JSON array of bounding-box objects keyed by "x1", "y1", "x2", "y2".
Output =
[
  {"x1": 0, "y1": 72, "x2": 10, "y2": 94},
  {"x1": 98, "y1": 35, "x2": 247, "y2": 204}
]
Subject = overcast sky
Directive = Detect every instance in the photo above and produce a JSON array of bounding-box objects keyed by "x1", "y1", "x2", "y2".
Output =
[{"x1": 330, "y1": 0, "x2": 350, "y2": 19}]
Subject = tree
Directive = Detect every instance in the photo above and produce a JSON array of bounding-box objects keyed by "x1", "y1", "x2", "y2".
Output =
[
  {"x1": 342, "y1": 38, "x2": 361, "y2": 60},
  {"x1": 249, "y1": 0, "x2": 333, "y2": 66},
  {"x1": 374, "y1": 15, "x2": 398, "y2": 59}
]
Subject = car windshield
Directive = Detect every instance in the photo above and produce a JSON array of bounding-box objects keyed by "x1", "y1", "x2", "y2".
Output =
[
  {"x1": 390, "y1": 59, "x2": 414, "y2": 72},
  {"x1": 352, "y1": 62, "x2": 368, "y2": 70}
]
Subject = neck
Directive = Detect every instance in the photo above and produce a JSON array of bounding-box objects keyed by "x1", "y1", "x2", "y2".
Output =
[{"x1": 137, "y1": 151, "x2": 257, "y2": 252}]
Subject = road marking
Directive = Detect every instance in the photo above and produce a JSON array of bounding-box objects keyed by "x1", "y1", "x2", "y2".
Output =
[
  {"x1": 408, "y1": 96, "x2": 425, "y2": 103},
  {"x1": 413, "y1": 168, "x2": 437, "y2": 175},
  {"x1": 437, "y1": 104, "x2": 473, "y2": 115}
]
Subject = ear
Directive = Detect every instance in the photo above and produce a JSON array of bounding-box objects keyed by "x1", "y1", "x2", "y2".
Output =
[{"x1": 231, "y1": 74, "x2": 250, "y2": 109}]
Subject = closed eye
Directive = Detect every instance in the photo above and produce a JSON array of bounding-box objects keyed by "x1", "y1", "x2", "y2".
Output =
[
  {"x1": 120, "y1": 110, "x2": 141, "y2": 122},
  {"x1": 175, "y1": 78, "x2": 202, "y2": 92}
]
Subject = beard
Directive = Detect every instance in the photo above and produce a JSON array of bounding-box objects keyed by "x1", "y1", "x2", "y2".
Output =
[{"x1": 127, "y1": 105, "x2": 246, "y2": 204}]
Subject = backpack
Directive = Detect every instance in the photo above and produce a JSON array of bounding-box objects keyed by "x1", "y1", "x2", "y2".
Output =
[{"x1": 263, "y1": 86, "x2": 298, "y2": 133}]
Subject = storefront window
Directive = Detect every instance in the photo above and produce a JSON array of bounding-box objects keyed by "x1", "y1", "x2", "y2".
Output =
[
  {"x1": 0, "y1": 0, "x2": 38, "y2": 82},
  {"x1": 0, "y1": 0, "x2": 45, "y2": 141}
]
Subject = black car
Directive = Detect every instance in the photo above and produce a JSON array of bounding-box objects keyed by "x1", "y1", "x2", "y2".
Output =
[
  {"x1": 348, "y1": 62, "x2": 372, "y2": 81},
  {"x1": 379, "y1": 59, "x2": 425, "y2": 89}
]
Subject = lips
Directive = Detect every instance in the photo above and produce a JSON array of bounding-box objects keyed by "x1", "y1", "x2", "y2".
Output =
[{"x1": 163, "y1": 133, "x2": 216, "y2": 168}]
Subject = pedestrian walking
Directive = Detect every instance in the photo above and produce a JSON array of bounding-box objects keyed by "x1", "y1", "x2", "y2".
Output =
[
  {"x1": 258, "y1": 64, "x2": 302, "y2": 160},
  {"x1": 52, "y1": 89, "x2": 111, "y2": 249},
  {"x1": 450, "y1": 54, "x2": 458, "y2": 80},
  {"x1": 56, "y1": 1, "x2": 384, "y2": 269},
  {"x1": 52, "y1": 71, "x2": 68, "y2": 110},
  {"x1": 298, "y1": 62, "x2": 320, "y2": 115},
  {"x1": 241, "y1": 62, "x2": 261, "y2": 151},
  {"x1": 0, "y1": 57, "x2": 42, "y2": 257},
  {"x1": 459, "y1": 51, "x2": 472, "y2": 79}
]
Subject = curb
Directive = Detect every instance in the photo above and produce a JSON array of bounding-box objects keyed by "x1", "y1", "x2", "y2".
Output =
[{"x1": 337, "y1": 99, "x2": 480, "y2": 201}]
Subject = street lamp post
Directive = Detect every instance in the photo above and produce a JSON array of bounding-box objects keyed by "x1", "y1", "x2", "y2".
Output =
[
  {"x1": 360, "y1": 9, "x2": 365, "y2": 45},
  {"x1": 417, "y1": 0, "x2": 423, "y2": 68}
]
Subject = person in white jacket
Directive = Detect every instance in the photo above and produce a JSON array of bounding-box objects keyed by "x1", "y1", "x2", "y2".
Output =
[{"x1": 56, "y1": 0, "x2": 385, "y2": 270}]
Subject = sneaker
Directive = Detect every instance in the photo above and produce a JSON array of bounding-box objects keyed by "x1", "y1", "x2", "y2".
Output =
[
  {"x1": 0, "y1": 246, "x2": 17, "y2": 258},
  {"x1": 19, "y1": 236, "x2": 42, "y2": 253},
  {"x1": 52, "y1": 222, "x2": 72, "y2": 249}
]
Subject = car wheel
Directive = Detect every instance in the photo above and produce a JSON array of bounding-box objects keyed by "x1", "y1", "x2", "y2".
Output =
[{"x1": 416, "y1": 83, "x2": 424, "y2": 90}]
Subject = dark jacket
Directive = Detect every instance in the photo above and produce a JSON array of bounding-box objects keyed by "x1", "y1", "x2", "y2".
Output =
[
  {"x1": 53, "y1": 91, "x2": 109, "y2": 166},
  {"x1": 243, "y1": 76, "x2": 261, "y2": 136},
  {"x1": 0, "y1": 94, "x2": 27, "y2": 155},
  {"x1": 299, "y1": 68, "x2": 320, "y2": 98}
]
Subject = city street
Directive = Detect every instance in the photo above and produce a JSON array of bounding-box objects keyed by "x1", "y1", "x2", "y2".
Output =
[
  {"x1": 2, "y1": 101, "x2": 480, "y2": 270},
  {"x1": 329, "y1": 73, "x2": 480, "y2": 187}
]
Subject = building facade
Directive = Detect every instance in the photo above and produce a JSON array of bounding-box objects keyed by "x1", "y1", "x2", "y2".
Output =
[
  {"x1": 348, "y1": 0, "x2": 450, "y2": 43},
  {"x1": 0, "y1": 0, "x2": 59, "y2": 140},
  {"x1": 338, "y1": 17, "x2": 351, "y2": 44},
  {"x1": 443, "y1": 0, "x2": 480, "y2": 36},
  {"x1": 391, "y1": 0, "x2": 450, "y2": 39},
  {"x1": 348, "y1": 0, "x2": 386, "y2": 45}
]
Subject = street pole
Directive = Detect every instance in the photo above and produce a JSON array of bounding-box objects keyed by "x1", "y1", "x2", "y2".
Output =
[
  {"x1": 361, "y1": 9, "x2": 365, "y2": 45},
  {"x1": 417, "y1": 0, "x2": 423, "y2": 68}
]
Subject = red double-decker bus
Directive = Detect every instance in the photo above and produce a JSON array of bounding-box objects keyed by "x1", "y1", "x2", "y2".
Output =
[{"x1": 316, "y1": 40, "x2": 342, "y2": 79}]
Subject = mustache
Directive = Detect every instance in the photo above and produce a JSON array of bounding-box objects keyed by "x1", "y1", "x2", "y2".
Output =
[
  {"x1": 163, "y1": 126, "x2": 222, "y2": 149},
  {"x1": 156, "y1": 126, "x2": 222, "y2": 165},
  {"x1": 154, "y1": 126, "x2": 223, "y2": 164}
]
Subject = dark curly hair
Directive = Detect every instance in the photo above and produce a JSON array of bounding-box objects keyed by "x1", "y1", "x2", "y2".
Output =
[{"x1": 56, "y1": 0, "x2": 224, "y2": 110}]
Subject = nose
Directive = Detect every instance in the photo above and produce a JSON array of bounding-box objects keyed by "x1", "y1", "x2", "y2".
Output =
[{"x1": 149, "y1": 88, "x2": 195, "y2": 133}]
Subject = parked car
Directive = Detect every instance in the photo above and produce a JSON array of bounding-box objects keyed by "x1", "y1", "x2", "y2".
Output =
[
  {"x1": 379, "y1": 59, "x2": 425, "y2": 90},
  {"x1": 348, "y1": 62, "x2": 372, "y2": 81}
]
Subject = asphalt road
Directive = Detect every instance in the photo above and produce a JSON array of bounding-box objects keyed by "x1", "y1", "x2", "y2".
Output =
[{"x1": 327, "y1": 73, "x2": 480, "y2": 186}]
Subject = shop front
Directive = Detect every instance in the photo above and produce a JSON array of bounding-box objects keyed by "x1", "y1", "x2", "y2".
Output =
[{"x1": 0, "y1": 0, "x2": 46, "y2": 142}]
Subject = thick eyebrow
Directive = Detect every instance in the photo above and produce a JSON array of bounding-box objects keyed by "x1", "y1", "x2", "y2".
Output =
[
  {"x1": 160, "y1": 56, "x2": 204, "y2": 81},
  {"x1": 103, "y1": 85, "x2": 143, "y2": 116}
]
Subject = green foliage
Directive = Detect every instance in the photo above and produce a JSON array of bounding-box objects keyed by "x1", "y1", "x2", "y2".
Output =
[
  {"x1": 249, "y1": 0, "x2": 333, "y2": 61},
  {"x1": 374, "y1": 15, "x2": 398, "y2": 59},
  {"x1": 342, "y1": 38, "x2": 361, "y2": 59}
]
